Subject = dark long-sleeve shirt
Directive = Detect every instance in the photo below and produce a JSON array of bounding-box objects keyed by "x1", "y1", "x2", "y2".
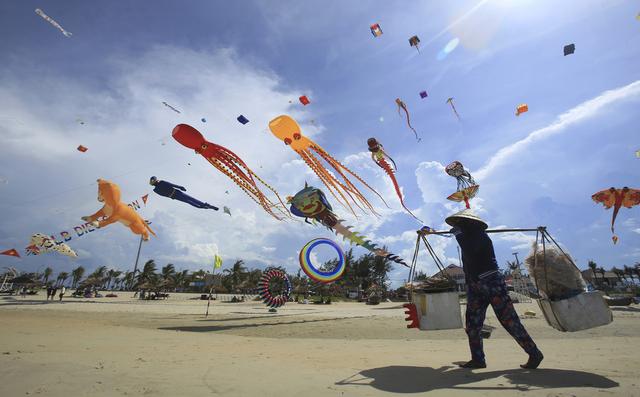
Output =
[
  {"x1": 152, "y1": 180, "x2": 186, "y2": 198},
  {"x1": 455, "y1": 228, "x2": 499, "y2": 282}
]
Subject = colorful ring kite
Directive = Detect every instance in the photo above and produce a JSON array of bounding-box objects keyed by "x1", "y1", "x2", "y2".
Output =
[
  {"x1": 299, "y1": 238, "x2": 346, "y2": 283},
  {"x1": 257, "y1": 269, "x2": 291, "y2": 308}
]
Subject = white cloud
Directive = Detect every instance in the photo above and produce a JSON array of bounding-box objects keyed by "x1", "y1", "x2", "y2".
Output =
[{"x1": 474, "y1": 80, "x2": 640, "y2": 181}]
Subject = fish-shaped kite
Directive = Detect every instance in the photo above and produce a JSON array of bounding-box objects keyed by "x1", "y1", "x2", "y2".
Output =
[
  {"x1": 289, "y1": 183, "x2": 407, "y2": 266},
  {"x1": 591, "y1": 187, "x2": 640, "y2": 244},
  {"x1": 35, "y1": 8, "x2": 72, "y2": 38}
]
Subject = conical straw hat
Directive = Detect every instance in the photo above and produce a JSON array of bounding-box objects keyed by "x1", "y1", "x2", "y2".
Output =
[{"x1": 445, "y1": 208, "x2": 488, "y2": 229}]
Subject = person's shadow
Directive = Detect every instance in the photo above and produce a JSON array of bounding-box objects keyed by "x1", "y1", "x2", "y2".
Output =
[{"x1": 336, "y1": 365, "x2": 619, "y2": 393}]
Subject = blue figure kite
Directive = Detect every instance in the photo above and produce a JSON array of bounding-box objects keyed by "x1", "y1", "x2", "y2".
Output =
[{"x1": 149, "y1": 176, "x2": 218, "y2": 210}]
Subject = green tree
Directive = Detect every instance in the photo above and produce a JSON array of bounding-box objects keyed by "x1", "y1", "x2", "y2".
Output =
[
  {"x1": 123, "y1": 271, "x2": 135, "y2": 290},
  {"x1": 161, "y1": 264, "x2": 176, "y2": 289},
  {"x1": 71, "y1": 266, "x2": 85, "y2": 288},
  {"x1": 42, "y1": 267, "x2": 53, "y2": 285},
  {"x1": 56, "y1": 271, "x2": 69, "y2": 287},
  {"x1": 137, "y1": 260, "x2": 157, "y2": 286},
  {"x1": 223, "y1": 260, "x2": 247, "y2": 293}
]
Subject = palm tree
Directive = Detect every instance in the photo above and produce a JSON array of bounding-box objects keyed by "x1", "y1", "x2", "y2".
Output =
[
  {"x1": 71, "y1": 266, "x2": 85, "y2": 288},
  {"x1": 588, "y1": 260, "x2": 598, "y2": 286},
  {"x1": 106, "y1": 269, "x2": 122, "y2": 289},
  {"x1": 161, "y1": 264, "x2": 176, "y2": 282},
  {"x1": 137, "y1": 260, "x2": 157, "y2": 287},
  {"x1": 172, "y1": 270, "x2": 189, "y2": 292},
  {"x1": 611, "y1": 267, "x2": 623, "y2": 284},
  {"x1": 223, "y1": 260, "x2": 247, "y2": 293},
  {"x1": 42, "y1": 267, "x2": 53, "y2": 285},
  {"x1": 244, "y1": 269, "x2": 263, "y2": 293},
  {"x1": 56, "y1": 272, "x2": 69, "y2": 287},
  {"x1": 88, "y1": 266, "x2": 107, "y2": 288},
  {"x1": 123, "y1": 271, "x2": 135, "y2": 290}
]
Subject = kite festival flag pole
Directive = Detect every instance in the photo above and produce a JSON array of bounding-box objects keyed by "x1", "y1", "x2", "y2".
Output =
[
  {"x1": 130, "y1": 234, "x2": 144, "y2": 290},
  {"x1": 205, "y1": 267, "x2": 215, "y2": 318},
  {"x1": 205, "y1": 255, "x2": 222, "y2": 318}
]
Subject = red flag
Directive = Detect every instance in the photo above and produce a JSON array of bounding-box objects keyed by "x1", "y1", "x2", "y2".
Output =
[
  {"x1": 77, "y1": 145, "x2": 88, "y2": 152},
  {"x1": 141, "y1": 194, "x2": 149, "y2": 205},
  {"x1": 1, "y1": 248, "x2": 21, "y2": 258},
  {"x1": 299, "y1": 95, "x2": 310, "y2": 106}
]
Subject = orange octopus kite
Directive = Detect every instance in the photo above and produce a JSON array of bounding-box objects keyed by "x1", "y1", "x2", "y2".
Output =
[
  {"x1": 268, "y1": 115, "x2": 387, "y2": 216},
  {"x1": 591, "y1": 186, "x2": 640, "y2": 244}
]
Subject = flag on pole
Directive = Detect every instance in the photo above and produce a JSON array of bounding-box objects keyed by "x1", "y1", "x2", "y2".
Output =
[{"x1": 214, "y1": 255, "x2": 222, "y2": 269}]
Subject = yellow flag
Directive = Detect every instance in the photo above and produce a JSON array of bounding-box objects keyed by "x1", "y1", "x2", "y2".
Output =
[{"x1": 214, "y1": 255, "x2": 222, "y2": 269}]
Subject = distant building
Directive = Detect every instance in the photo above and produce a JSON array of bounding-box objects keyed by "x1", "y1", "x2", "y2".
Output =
[
  {"x1": 433, "y1": 264, "x2": 466, "y2": 292},
  {"x1": 581, "y1": 270, "x2": 622, "y2": 288}
]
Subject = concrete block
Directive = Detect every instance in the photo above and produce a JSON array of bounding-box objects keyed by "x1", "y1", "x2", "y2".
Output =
[{"x1": 412, "y1": 291, "x2": 463, "y2": 330}]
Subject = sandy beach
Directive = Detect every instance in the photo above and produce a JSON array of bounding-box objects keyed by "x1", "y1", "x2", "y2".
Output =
[{"x1": 1, "y1": 293, "x2": 638, "y2": 396}]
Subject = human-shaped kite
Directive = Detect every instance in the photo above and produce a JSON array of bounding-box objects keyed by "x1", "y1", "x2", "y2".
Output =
[{"x1": 150, "y1": 176, "x2": 218, "y2": 210}]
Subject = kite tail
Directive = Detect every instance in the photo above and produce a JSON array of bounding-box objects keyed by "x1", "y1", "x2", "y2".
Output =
[
  {"x1": 451, "y1": 105, "x2": 461, "y2": 121},
  {"x1": 378, "y1": 159, "x2": 423, "y2": 224},
  {"x1": 611, "y1": 205, "x2": 620, "y2": 234},
  {"x1": 402, "y1": 107, "x2": 421, "y2": 142},
  {"x1": 333, "y1": 221, "x2": 408, "y2": 267},
  {"x1": 312, "y1": 146, "x2": 389, "y2": 211}
]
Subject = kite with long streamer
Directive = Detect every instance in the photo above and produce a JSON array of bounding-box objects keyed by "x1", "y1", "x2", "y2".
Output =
[
  {"x1": 268, "y1": 115, "x2": 387, "y2": 217},
  {"x1": 591, "y1": 187, "x2": 640, "y2": 244},
  {"x1": 162, "y1": 101, "x2": 181, "y2": 114},
  {"x1": 289, "y1": 183, "x2": 407, "y2": 266},
  {"x1": 35, "y1": 9, "x2": 72, "y2": 38},
  {"x1": 172, "y1": 124, "x2": 290, "y2": 220},
  {"x1": 446, "y1": 97, "x2": 461, "y2": 121},
  {"x1": 395, "y1": 98, "x2": 420, "y2": 142},
  {"x1": 367, "y1": 138, "x2": 422, "y2": 223}
]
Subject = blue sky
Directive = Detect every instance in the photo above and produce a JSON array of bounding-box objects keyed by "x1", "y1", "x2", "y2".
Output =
[{"x1": 1, "y1": 0, "x2": 639, "y2": 285}]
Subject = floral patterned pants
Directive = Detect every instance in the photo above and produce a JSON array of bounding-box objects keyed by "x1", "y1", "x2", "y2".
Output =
[{"x1": 465, "y1": 273, "x2": 542, "y2": 363}]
